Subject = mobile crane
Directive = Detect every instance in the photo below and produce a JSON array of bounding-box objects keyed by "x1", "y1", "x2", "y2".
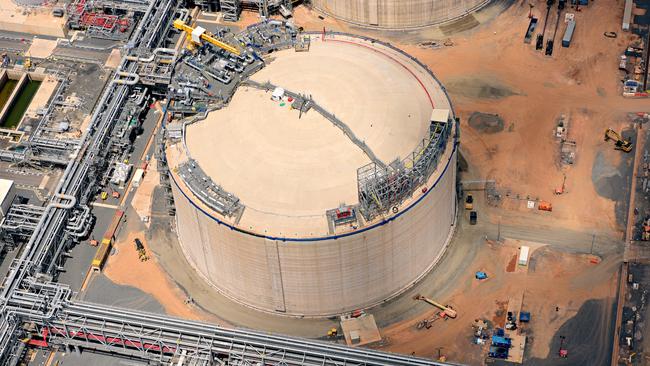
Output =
[
  {"x1": 413, "y1": 294, "x2": 457, "y2": 319},
  {"x1": 172, "y1": 19, "x2": 240, "y2": 55},
  {"x1": 604, "y1": 128, "x2": 633, "y2": 152}
]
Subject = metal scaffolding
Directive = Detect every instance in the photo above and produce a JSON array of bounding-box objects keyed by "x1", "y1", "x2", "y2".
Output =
[
  {"x1": 220, "y1": 0, "x2": 240, "y2": 21},
  {"x1": 357, "y1": 119, "x2": 454, "y2": 220},
  {"x1": 178, "y1": 159, "x2": 243, "y2": 217}
]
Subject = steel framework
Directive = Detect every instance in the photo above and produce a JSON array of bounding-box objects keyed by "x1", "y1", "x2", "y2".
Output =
[{"x1": 357, "y1": 119, "x2": 454, "y2": 220}]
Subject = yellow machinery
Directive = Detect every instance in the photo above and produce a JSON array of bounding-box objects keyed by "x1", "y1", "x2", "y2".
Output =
[
  {"x1": 604, "y1": 128, "x2": 632, "y2": 152},
  {"x1": 465, "y1": 194, "x2": 474, "y2": 210},
  {"x1": 91, "y1": 238, "x2": 112, "y2": 272},
  {"x1": 413, "y1": 294, "x2": 457, "y2": 319},
  {"x1": 134, "y1": 238, "x2": 149, "y2": 262},
  {"x1": 173, "y1": 19, "x2": 240, "y2": 55}
]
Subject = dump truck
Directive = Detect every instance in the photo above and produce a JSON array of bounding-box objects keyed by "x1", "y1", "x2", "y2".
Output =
[{"x1": 604, "y1": 128, "x2": 632, "y2": 152}]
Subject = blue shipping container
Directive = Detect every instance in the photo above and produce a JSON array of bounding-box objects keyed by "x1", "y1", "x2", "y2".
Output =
[{"x1": 562, "y1": 20, "x2": 576, "y2": 47}]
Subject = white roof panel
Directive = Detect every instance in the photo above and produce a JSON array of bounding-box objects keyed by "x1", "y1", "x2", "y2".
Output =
[
  {"x1": 0, "y1": 179, "x2": 14, "y2": 204},
  {"x1": 430, "y1": 108, "x2": 450, "y2": 123}
]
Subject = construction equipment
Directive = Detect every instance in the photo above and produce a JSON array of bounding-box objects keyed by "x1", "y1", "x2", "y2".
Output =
[
  {"x1": 416, "y1": 315, "x2": 441, "y2": 329},
  {"x1": 91, "y1": 238, "x2": 112, "y2": 272},
  {"x1": 555, "y1": 174, "x2": 567, "y2": 195},
  {"x1": 538, "y1": 201, "x2": 553, "y2": 211},
  {"x1": 327, "y1": 328, "x2": 337, "y2": 338},
  {"x1": 23, "y1": 53, "x2": 31, "y2": 70},
  {"x1": 100, "y1": 191, "x2": 108, "y2": 200},
  {"x1": 469, "y1": 211, "x2": 477, "y2": 225},
  {"x1": 413, "y1": 294, "x2": 457, "y2": 319},
  {"x1": 465, "y1": 194, "x2": 474, "y2": 210},
  {"x1": 172, "y1": 19, "x2": 240, "y2": 55},
  {"x1": 134, "y1": 238, "x2": 149, "y2": 261},
  {"x1": 604, "y1": 128, "x2": 633, "y2": 152}
]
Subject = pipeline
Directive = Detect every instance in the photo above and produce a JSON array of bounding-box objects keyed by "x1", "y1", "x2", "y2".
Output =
[
  {"x1": 113, "y1": 72, "x2": 140, "y2": 85},
  {"x1": 177, "y1": 8, "x2": 189, "y2": 23},
  {"x1": 132, "y1": 87, "x2": 149, "y2": 106},
  {"x1": 124, "y1": 48, "x2": 177, "y2": 63},
  {"x1": 65, "y1": 205, "x2": 91, "y2": 237}
]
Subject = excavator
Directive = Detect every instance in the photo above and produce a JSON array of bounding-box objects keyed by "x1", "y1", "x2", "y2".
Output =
[
  {"x1": 134, "y1": 238, "x2": 149, "y2": 262},
  {"x1": 172, "y1": 19, "x2": 240, "y2": 55},
  {"x1": 413, "y1": 294, "x2": 457, "y2": 319},
  {"x1": 604, "y1": 128, "x2": 633, "y2": 152}
]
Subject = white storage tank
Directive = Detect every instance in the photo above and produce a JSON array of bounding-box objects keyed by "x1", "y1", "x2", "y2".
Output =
[
  {"x1": 311, "y1": 0, "x2": 491, "y2": 28},
  {"x1": 167, "y1": 34, "x2": 458, "y2": 316}
]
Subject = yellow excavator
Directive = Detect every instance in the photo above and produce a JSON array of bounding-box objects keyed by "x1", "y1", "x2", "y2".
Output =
[
  {"x1": 604, "y1": 128, "x2": 633, "y2": 153},
  {"x1": 173, "y1": 19, "x2": 240, "y2": 55},
  {"x1": 413, "y1": 294, "x2": 457, "y2": 319}
]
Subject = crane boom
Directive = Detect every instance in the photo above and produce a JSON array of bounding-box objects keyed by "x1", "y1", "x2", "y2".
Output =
[
  {"x1": 414, "y1": 294, "x2": 457, "y2": 318},
  {"x1": 173, "y1": 19, "x2": 240, "y2": 55}
]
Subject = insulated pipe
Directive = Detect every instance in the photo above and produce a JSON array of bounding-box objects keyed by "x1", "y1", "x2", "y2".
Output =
[
  {"x1": 50, "y1": 194, "x2": 76, "y2": 210},
  {"x1": 134, "y1": 87, "x2": 149, "y2": 105},
  {"x1": 113, "y1": 72, "x2": 140, "y2": 85},
  {"x1": 66, "y1": 205, "x2": 89, "y2": 233},
  {"x1": 125, "y1": 48, "x2": 177, "y2": 63}
]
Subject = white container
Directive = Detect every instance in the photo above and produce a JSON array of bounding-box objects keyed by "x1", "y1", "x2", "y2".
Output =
[
  {"x1": 518, "y1": 246, "x2": 530, "y2": 266},
  {"x1": 132, "y1": 168, "x2": 145, "y2": 187}
]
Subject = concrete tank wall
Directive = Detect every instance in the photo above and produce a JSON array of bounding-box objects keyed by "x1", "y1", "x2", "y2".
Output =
[
  {"x1": 171, "y1": 148, "x2": 457, "y2": 316},
  {"x1": 311, "y1": 0, "x2": 490, "y2": 28}
]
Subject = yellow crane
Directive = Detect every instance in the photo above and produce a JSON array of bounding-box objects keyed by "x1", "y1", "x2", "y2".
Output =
[
  {"x1": 173, "y1": 19, "x2": 240, "y2": 55},
  {"x1": 413, "y1": 294, "x2": 457, "y2": 319}
]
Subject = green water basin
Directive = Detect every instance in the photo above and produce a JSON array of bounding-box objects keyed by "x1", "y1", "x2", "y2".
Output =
[
  {"x1": 0, "y1": 79, "x2": 18, "y2": 111},
  {"x1": 1, "y1": 79, "x2": 41, "y2": 129}
]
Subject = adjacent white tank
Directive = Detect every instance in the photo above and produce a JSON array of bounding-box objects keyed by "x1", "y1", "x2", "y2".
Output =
[
  {"x1": 12, "y1": 0, "x2": 45, "y2": 6},
  {"x1": 311, "y1": 0, "x2": 490, "y2": 28},
  {"x1": 167, "y1": 34, "x2": 458, "y2": 316}
]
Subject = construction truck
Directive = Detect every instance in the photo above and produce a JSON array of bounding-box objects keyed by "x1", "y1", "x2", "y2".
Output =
[
  {"x1": 465, "y1": 194, "x2": 474, "y2": 210},
  {"x1": 413, "y1": 294, "x2": 457, "y2": 319},
  {"x1": 172, "y1": 19, "x2": 240, "y2": 55},
  {"x1": 604, "y1": 128, "x2": 633, "y2": 152},
  {"x1": 134, "y1": 238, "x2": 149, "y2": 262}
]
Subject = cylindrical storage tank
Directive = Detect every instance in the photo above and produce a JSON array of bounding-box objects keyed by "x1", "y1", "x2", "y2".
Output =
[
  {"x1": 311, "y1": 0, "x2": 490, "y2": 28},
  {"x1": 167, "y1": 34, "x2": 458, "y2": 316},
  {"x1": 12, "y1": 0, "x2": 45, "y2": 6}
]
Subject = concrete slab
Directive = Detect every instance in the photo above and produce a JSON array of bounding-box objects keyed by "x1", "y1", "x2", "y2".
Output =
[
  {"x1": 27, "y1": 38, "x2": 58, "y2": 59},
  {"x1": 105, "y1": 48, "x2": 121, "y2": 69},
  {"x1": 0, "y1": 0, "x2": 66, "y2": 38},
  {"x1": 341, "y1": 314, "x2": 382, "y2": 346},
  {"x1": 25, "y1": 74, "x2": 58, "y2": 118}
]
